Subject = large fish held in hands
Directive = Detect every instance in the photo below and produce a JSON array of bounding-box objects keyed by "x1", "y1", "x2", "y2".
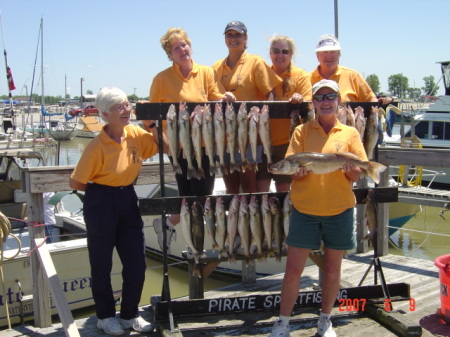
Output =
[
  {"x1": 225, "y1": 102, "x2": 239, "y2": 173},
  {"x1": 178, "y1": 102, "x2": 196, "y2": 180},
  {"x1": 237, "y1": 102, "x2": 252, "y2": 172},
  {"x1": 191, "y1": 105, "x2": 205, "y2": 179},
  {"x1": 166, "y1": 104, "x2": 181, "y2": 174},
  {"x1": 268, "y1": 151, "x2": 387, "y2": 184},
  {"x1": 202, "y1": 104, "x2": 217, "y2": 176},
  {"x1": 259, "y1": 104, "x2": 273, "y2": 166},
  {"x1": 214, "y1": 103, "x2": 227, "y2": 175}
]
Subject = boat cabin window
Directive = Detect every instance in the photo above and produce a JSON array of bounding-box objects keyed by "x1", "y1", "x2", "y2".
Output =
[{"x1": 407, "y1": 121, "x2": 429, "y2": 139}]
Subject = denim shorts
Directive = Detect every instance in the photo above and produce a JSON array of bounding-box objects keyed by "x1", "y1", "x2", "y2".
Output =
[{"x1": 286, "y1": 207, "x2": 356, "y2": 250}]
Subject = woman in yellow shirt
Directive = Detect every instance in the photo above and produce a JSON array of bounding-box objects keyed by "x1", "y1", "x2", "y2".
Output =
[
  {"x1": 213, "y1": 21, "x2": 281, "y2": 194},
  {"x1": 256, "y1": 35, "x2": 312, "y2": 193}
]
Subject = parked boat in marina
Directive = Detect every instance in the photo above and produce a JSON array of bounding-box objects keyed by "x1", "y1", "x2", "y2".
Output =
[{"x1": 76, "y1": 116, "x2": 103, "y2": 138}]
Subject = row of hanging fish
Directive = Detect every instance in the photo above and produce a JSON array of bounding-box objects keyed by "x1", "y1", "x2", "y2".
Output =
[
  {"x1": 336, "y1": 105, "x2": 380, "y2": 160},
  {"x1": 166, "y1": 102, "x2": 273, "y2": 180},
  {"x1": 180, "y1": 193, "x2": 292, "y2": 277}
]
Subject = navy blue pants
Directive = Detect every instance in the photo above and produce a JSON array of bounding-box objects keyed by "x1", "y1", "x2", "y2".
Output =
[{"x1": 84, "y1": 183, "x2": 146, "y2": 320}]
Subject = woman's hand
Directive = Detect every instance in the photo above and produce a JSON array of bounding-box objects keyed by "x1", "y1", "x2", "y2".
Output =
[
  {"x1": 342, "y1": 163, "x2": 362, "y2": 182},
  {"x1": 289, "y1": 93, "x2": 304, "y2": 104},
  {"x1": 292, "y1": 165, "x2": 309, "y2": 180},
  {"x1": 222, "y1": 91, "x2": 236, "y2": 102}
]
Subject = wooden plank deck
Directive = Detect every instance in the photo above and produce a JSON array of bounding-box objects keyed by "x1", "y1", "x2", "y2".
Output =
[
  {"x1": 3, "y1": 252, "x2": 448, "y2": 337},
  {"x1": 398, "y1": 185, "x2": 450, "y2": 208}
]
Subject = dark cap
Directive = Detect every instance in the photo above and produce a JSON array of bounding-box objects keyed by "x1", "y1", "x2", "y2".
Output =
[{"x1": 224, "y1": 21, "x2": 247, "y2": 34}]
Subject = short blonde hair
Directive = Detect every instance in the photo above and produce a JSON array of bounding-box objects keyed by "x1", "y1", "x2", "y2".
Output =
[{"x1": 160, "y1": 28, "x2": 192, "y2": 61}]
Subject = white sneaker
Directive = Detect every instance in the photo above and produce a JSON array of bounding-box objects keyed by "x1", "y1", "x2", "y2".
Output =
[
  {"x1": 315, "y1": 316, "x2": 336, "y2": 337},
  {"x1": 268, "y1": 320, "x2": 290, "y2": 337},
  {"x1": 120, "y1": 316, "x2": 154, "y2": 333},
  {"x1": 153, "y1": 217, "x2": 176, "y2": 253},
  {"x1": 97, "y1": 317, "x2": 124, "y2": 336}
]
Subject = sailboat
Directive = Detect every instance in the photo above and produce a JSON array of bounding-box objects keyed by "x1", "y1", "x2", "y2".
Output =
[{"x1": 19, "y1": 18, "x2": 77, "y2": 141}]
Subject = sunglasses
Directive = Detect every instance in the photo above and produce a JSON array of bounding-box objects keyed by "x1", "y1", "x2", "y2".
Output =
[
  {"x1": 271, "y1": 48, "x2": 290, "y2": 55},
  {"x1": 313, "y1": 93, "x2": 339, "y2": 101}
]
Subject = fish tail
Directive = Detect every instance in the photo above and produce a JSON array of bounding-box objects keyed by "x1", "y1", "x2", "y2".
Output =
[
  {"x1": 227, "y1": 252, "x2": 236, "y2": 263},
  {"x1": 187, "y1": 167, "x2": 197, "y2": 180},
  {"x1": 220, "y1": 248, "x2": 228, "y2": 258},
  {"x1": 366, "y1": 161, "x2": 387, "y2": 184},
  {"x1": 197, "y1": 168, "x2": 205, "y2": 180},
  {"x1": 173, "y1": 164, "x2": 182, "y2": 175},
  {"x1": 243, "y1": 160, "x2": 252, "y2": 172},
  {"x1": 212, "y1": 243, "x2": 219, "y2": 252},
  {"x1": 192, "y1": 264, "x2": 202, "y2": 278},
  {"x1": 220, "y1": 163, "x2": 228, "y2": 175},
  {"x1": 245, "y1": 255, "x2": 254, "y2": 266},
  {"x1": 257, "y1": 252, "x2": 267, "y2": 262},
  {"x1": 230, "y1": 162, "x2": 240, "y2": 173},
  {"x1": 209, "y1": 164, "x2": 218, "y2": 176}
]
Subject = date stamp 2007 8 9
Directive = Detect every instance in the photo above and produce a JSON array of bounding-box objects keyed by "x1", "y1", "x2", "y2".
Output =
[{"x1": 337, "y1": 298, "x2": 416, "y2": 312}]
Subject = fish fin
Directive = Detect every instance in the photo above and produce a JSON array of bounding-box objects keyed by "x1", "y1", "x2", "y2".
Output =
[
  {"x1": 187, "y1": 168, "x2": 197, "y2": 180},
  {"x1": 173, "y1": 164, "x2": 182, "y2": 175},
  {"x1": 366, "y1": 161, "x2": 387, "y2": 184},
  {"x1": 230, "y1": 163, "x2": 240, "y2": 173},
  {"x1": 302, "y1": 161, "x2": 313, "y2": 167},
  {"x1": 220, "y1": 163, "x2": 229, "y2": 175},
  {"x1": 196, "y1": 168, "x2": 205, "y2": 180}
]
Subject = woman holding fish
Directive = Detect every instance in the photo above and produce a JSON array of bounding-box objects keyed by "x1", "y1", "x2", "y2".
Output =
[
  {"x1": 149, "y1": 27, "x2": 235, "y2": 253},
  {"x1": 256, "y1": 35, "x2": 312, "y2": 193},
  {"x1": 310, "y1": 34, "x2": 392, "y2": 105},
  {"x1": 268, "y1": 79, "x2": 369, "y2": 337},
  {"x1": 213, "y1": 20, "x2": 282, "y2": 194}
]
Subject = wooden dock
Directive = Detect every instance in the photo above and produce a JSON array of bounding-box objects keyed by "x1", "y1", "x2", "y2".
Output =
[{"x1": 3, "y1": 252, "x2": 448, "y2": 337}]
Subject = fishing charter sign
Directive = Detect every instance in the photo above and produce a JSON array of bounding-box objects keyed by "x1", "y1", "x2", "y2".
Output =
[{"x1": 153, "y1": 283, "x2": 410, "y2": 319}]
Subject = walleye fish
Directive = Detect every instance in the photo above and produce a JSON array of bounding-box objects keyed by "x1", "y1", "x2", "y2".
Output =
[
  {"x1": 238, "y1": 195, "x2": 252, "y2": 265},
  {"x1": 249, "y1": 194, "x2": 265, "y2": 261},
  {"x1": 364, "y1": 106, "x2": 379, "y2": 160},
  {"x1": 225, "y1": 102, "x2": 239, "y2": 173},
  {"x1": 202, "y1": 104, "x2": 217, "y2": 176},
  {"x1": 346, "y1": 105, "x2": 355, "y2": 127},
  {"x1": 191, "y1": 105, "x2": 205, "y2": 179},
  {"x1": 180, "y1": 198, "x2": 198, "y2": 257},
  {"x1": 191, "y1": 201, "x2": 205, "y2": 278},
  {"x1": 178, "y1": 102, "x2": 196, "y2": 179},
  {"x1": 259, "y1": 104, "x2": 273, "y2": 166},
  {"x1": 237, "y1": 102, "x2": 252, "y2": 172},
  {"x1": 290, "y1": 109, "x2": 300, "y2": 137},
  {"x1": 336, "y1": 104, "x2": 347, "y2": 125},
  {"x1": 248, "y1": 106, "x2": 260, "y2": 171},
  {"x1": 261, "y1": 194, "x2": 273, "y2": 254},
  {"x1": 227, "y1": 194, "x2": 240, "y2": 262},
  {"x1": 269, "y1": 196, "x2": 284, "y2": 262},
  {"x1": 166, "y1": 104, "x2": 181, "y2": 174},
  {"x1": 282, "y1": 192, "x2": 292, "y2": 243},
  {"x1": 268, "y1": 151, "x2": 387, "y2": 184},
  {"x1": 362, "y1": 189, "x2": 377, "y2": 245},
  {"x1": 204, "y1": 197, "x2": 218, "y2": 251},
  {"x1": 214, "y1": 103, "x2": 227, "y2": 175},
  {"x1": 354, "y1": 106, "x2": 366, "y2": 142},
  {"x1": 215, "y1": 196, "x2": 227, "y2": 257}
]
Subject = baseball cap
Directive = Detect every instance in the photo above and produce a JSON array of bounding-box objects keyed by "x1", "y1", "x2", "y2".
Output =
[
  {"x1": 312, "y1": 79, "x2": 340, "y2": 95},
  {"x1": 315, "y1": 34, "x2": 341, "y2": 52},
  {"x1": 224, "y1": 21, "x2": 247, "y2": 34}
]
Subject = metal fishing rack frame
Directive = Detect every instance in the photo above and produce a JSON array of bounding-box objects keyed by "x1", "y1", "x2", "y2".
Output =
[{"x1": 136, "y1": 101, "x2": 406, "y2": 332}]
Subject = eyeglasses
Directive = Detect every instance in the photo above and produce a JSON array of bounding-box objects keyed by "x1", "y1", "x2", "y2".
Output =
[
  {"x1": 271, "y1": 48, "x2": 290, "y2": 55},
  {"x1": 111, "y1": 102, "x2": 131, "y2": 112},
  {"x1": 225, "y1": 32, "x2": 243, "y2": 39},
  {"x1": 313, "y1": 93, "x2": 339, "y2": 101}
]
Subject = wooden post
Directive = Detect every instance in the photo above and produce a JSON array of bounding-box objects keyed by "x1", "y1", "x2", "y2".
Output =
[
  {"x1": 34, "y1": 238, "x2": 80, "y2": 337},
  {"x1": 188, "y1": 261, "x2": 204, "y2": 299},
  {"x1": 241, "y1": 261, "x2": 256, "y2": 284}
]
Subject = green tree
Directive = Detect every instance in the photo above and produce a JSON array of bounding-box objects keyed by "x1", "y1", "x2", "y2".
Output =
[
  {"x1": 422, "y1": 75, "x2": 439, "y2": 96},
  {"x1": 365, "y1": 74, "x2": 380, "y2": 94},
  {"x1": 408, "y1": 88, "x2": 421, "y2": 99},
  {"x1": 128, "y1": 94, "x2": 138, "y2": 102},
  {"x1": 388, "y1": 74, "x2": 409, "y2": 98},
  {"x1": 86, "y1": 89, "x2": 94, "y2": 95}
]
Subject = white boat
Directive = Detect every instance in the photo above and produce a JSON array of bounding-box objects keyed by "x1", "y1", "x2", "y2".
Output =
[
  {"x1": 0, "y1": 148, "x2": 122, "y2": 328},
  {"x1": 19, "y1": 119, "x2": 77, "y2": 141}
]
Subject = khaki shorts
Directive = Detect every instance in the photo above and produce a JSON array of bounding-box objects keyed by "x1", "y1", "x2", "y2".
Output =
[{"x1": 256, "y1": 143, "x2": 292, "y2": 184}]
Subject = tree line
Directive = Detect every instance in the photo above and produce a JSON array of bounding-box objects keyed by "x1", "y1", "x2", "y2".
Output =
[{"x1": 365, "y1": 74, "x2": 440, "y2": 99}]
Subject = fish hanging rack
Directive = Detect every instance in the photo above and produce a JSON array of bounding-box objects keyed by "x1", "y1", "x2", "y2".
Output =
[{"x1": 135, "y1": 101, "x2": 396, "y2": 121}]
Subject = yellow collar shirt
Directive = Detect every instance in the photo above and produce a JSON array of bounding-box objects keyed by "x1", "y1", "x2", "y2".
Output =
[
  {"x1": 310, "y1": 65, "x2": 376, "y2": 103},
  {"x1": 70, "y1": 125, "x2": 158, "y2": 187},
  {"x1": 213, "y1": 51, "x2": 282, "y2": 101},
  {"x1": 150, "y1": 60, "x2": 224, "y2": 103}
]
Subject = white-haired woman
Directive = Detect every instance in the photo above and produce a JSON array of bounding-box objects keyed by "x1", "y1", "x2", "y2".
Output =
[{"x1": 70, "y1": 87, "x2": 167, "y2": 336}]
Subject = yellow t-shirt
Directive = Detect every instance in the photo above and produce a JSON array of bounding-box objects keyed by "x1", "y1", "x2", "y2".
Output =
[
  {"x1": 213, "y1": 51, "x2": 282, "y2": 101},
  {"x1": 149, "y1": 60, "x2": 224, "y2": 102},
  {"x1": 310, "y1": 65, "x2": 376, "y2": 102},
  {"x1": 271, "y1": 65, "x2": 312, "y2": 145},
  {"x1": 71, "y1": 125, "x2": 158, "y2": 187},
  {"x1": 287, "y1": 119, "x2": 368, "y2": 216}
]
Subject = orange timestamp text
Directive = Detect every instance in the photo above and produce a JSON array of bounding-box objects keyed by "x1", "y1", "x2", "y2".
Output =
[{"x1": 338, "y1": 298, "x2": 416, "y2": 312}]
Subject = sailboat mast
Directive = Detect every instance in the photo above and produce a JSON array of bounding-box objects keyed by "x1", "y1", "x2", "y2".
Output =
[{"x1": 40, "y1": 18, "x2": 44, "y2": 109}]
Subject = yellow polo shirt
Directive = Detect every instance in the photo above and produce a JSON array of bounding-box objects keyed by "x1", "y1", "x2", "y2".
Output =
[
  {"x1": 287, "y1": 119, "x2": 367, "y2": 216},
  {"x1": 213, "y1": 51, "x2": 282, "y2": 101},
  {"x1": 71, "y1": 125, "x2": 157, "y2": 187},
  {"x1": 149, "y1": 60, "x2": 224, "y2": 102},
  {"x1": 310, "y1": 65, "x2": 376, "y2": 102},
  {"x1": 271, "y1": 65, "x2": 312, "y2": 145}
]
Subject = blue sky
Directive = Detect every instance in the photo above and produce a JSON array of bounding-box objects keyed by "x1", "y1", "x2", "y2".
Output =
[{"x1": 1, "y1": 0, "x2": 449, "y2": 99}]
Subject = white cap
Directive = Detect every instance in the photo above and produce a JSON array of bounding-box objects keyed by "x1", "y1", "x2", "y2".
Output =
[
  {"x1": 315, "y1": 34, "x2": 341, "y2": 52},
  {"x1": 312, "y1": 79, "x2": 340, "y2": 95}
]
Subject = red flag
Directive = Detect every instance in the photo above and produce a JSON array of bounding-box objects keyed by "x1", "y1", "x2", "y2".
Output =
[{"x1": 6, "y1": 66, "x2": 15, "y2": 91}]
